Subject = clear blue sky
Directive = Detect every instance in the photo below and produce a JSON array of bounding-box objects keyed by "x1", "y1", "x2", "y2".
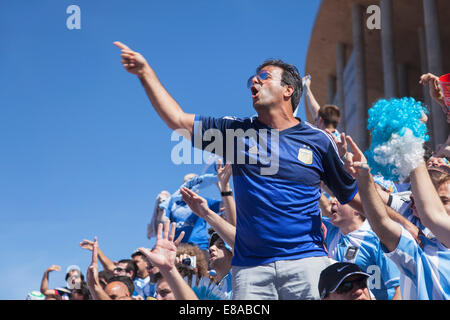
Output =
[{"x1": 0, "y1": 0, "x2": 320, "y2": 299}]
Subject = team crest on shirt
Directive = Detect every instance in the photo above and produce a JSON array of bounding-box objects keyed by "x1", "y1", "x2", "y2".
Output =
[{"x1": 297, "y1": 147, "x2": 313, "y2": 165}]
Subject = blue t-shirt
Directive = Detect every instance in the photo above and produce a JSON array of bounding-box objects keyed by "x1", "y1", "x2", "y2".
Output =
[
  {"x1": 323, "y1": 218, "x2": 400, "y2": 300},
  {"x1": 192, "y1": 116, "x2": 358, "y2": 267},
  {"x1": 168, "y1": 198, "x2": 221, "y2": 251}
]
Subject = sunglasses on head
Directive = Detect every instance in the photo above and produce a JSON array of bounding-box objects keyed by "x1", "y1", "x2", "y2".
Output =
[{"x1": 335, "y1": 277, "x2": 367, "y2": 295}]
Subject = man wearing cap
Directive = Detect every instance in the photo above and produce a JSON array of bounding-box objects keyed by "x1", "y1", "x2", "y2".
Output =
[
  {"x1": 208, "y1": 231, "x2": 233, "y2": 299},
  {"x1": 40, "y1": 264, "x2": 85, "y2": 300},
  {"x1": 319, "y1": 262, "x2": 373, "y2": 300}
]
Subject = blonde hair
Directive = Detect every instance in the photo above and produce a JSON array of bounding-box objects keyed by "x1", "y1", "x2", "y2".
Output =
[{"x1": 428, "y1": 168, "x2": 450, "y2": 189}]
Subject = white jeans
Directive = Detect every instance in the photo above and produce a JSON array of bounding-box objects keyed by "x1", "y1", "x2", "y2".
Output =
[{"x1": 232, "y1": 256, "x2": 332, "y2": 300}]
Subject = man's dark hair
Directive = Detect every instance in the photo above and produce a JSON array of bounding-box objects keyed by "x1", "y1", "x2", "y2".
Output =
[
  {"x1": 131, "y1": 251, "x2": 151, "y2": 265},
  {"x1": 153, "y1": 272, "x2": 164, "y2": 283},
  {"x1": 118, "y1": 259, "x2": 138, "y2": 280},
  {"x1": 318, "y1": 104, "x2": 341, "y2": 129},
  {"x1": 256, "y1": 59, "x2": 303, "y2": 113},
  {"x1": 107, "y1": 276, "x2": 135, "y2": 296},
  {"x1": 71, "y1": 283, "x2": 91, "y2": 300}
]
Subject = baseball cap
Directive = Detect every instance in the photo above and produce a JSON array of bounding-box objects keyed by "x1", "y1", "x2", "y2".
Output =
[
  {"x1": 26, "y1": 291, "x2": 45, "y2": 300},
  {"x1": 209, "y1": 232, "x2": 232, "y2": 252},
  {"x1": 318, "y1": 262, "x2": 370, "y2": 299}
]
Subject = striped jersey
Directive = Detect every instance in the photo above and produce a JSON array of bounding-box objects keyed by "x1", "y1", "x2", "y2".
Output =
[
  {"x1": 323, "y1": 217, "x2": 400, "y2": 300},
  {"x1": 389, "y1": 191, "x2": 435, "y2": 239},
  {"x1": 384, "y1": 227, "x2": 450, "y2": 300}
]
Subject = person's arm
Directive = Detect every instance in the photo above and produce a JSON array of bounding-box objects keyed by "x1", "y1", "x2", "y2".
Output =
[
  {"x1": 181, "y1": 187, "x2": 236, "y2": 249},
  {"x1": 410, "y1": 162, "x2": 450, "y2": 247},
  {"x1": 420, "y1": 73, "x2": 445, "y2": 108},
  {"x1": 86, "y1": 237, "x2": 111, "y2": 300},
  {"x1": 148, "y1": 191, "x2": 171, "y2": 239},
  {"x1": 114, "y1": 42, "x2": 195, "y2": 139},
  {"x1": 303, "y1": 76, "x2": 321, "y2": 121},
  {"x1": 319, "y1": 194, "x2": 332, "y2": 217},
  {"x1": 40, "y1": 265, "x2": 60, "y2": 297},
  {"x1": 346, "y1": 136, "x2": 402, "y2": 252},
  {"x1": 392, "y1": 287, "x2": 402, "y2": 300},
  {"x1": 343, "y1": 141, "x2": 422, "y2": 245},
  {"x1": 348, "y1": 192, "x2": 421, "y2": 245},
  {"x1": 138, "y1": 221, "x2": 198, "y2": 300},
  {"x1": 80, "y1": 239, "x2": 116, "y2": 273},
  {"x1": 216, "y1": 159, "x2": 236, "y2": 227}
]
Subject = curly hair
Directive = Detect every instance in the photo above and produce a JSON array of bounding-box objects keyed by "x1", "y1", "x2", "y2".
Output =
[{"x1": 176, "y1": 243, "x2": 209, "y2": 286}]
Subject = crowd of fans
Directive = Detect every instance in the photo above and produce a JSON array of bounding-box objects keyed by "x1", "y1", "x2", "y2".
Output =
[{"x1": 26, "y1": 42, "x2": 450, "y2": 300}]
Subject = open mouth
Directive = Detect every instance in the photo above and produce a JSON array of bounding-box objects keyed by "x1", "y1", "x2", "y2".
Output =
[
  {"x1": 251, "y1": 85, "x2": 260, "y2": 99},
  {"x1": 330, "y1": 208, "x2": 338, "y2": 218}
]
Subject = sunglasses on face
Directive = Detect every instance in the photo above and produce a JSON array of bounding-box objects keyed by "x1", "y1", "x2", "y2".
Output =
[
  {"x1": 247, "y1": 70, "x2": 275, "y2": 89},
  {"x1": 114, "y1": 267, "x2": 126, "y2": 273},
  {"x1": 335, "y1": 277, "x2": 367, "y2": 295}
]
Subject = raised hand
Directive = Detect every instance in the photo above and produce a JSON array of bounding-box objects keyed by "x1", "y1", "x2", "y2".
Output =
[
  {"x1": 180, "y1": 187, "x2": 211, "y2": 219},
  {"x1": 345, "y1": 136, "x2": 370, "y2": 178},
  {"x1": 86, "y1": 237, "x2": 100, "y2": 289},
  {"x1": 216, "y1": 159, "x2": 232, "y2": 192},
  {"x1": 138, "y1": 221, "x2": 184, "y2": 272},
  {"x1": 325, "y1": 129, "x2": 347, "y2": 159},
  {"x1": 113, "y1": 41, "x2": 151, "y2": 77},
  {"x1": 45, "y1": 265, "x2": 61, "y2": 273},
  {"x1": 420, "y1": 73, "x2": 445, "y2": 107},
  {"x1": 302, "y1": 75, "x2": 311, "y2": 88},
  {"x1": 79, "y1": 239, "x2": 94, "y2": 251}
]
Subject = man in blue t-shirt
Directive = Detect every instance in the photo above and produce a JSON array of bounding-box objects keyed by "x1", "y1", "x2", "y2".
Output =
[{"x1": 114, "y1": 42, "x2": 361, "y2": 299}]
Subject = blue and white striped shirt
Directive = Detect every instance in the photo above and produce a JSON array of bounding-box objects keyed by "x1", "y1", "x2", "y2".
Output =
[
  {"x1": 384, "y1": 227, "x2": 450, "y2": 300},
  {"x1": 323, "y1": 218, "x2": 400, "y2": 300}
]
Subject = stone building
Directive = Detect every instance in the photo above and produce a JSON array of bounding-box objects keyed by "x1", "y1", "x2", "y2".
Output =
[{"x1": 305, "y1": 0, "x2": 450, "y2": 150}]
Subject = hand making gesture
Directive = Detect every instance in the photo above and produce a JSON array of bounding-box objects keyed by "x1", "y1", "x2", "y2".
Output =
[
  {"x1": 114, "y1": 41, "x2": 151, "y2": 77},
  {"x1": 216, "y1": 159, "x2": 232, "y2": 193},
  {"x1": 138, "y1": 221, "x2": 184, "y2": 272}
]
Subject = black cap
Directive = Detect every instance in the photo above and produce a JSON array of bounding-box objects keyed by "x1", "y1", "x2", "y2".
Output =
[{"x1": 318, "y1": 262, "x2": 370, "y2": 299}]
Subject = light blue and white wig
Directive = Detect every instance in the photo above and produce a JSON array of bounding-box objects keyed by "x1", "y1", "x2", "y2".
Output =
[{"x1": 365, "y1": 97, "x2": 429, "y2": 182}]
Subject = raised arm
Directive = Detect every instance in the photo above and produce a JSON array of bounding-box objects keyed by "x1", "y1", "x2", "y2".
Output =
[
  {"x1": 346, "y1": 136, "x2": 402, "y2": 252},
  {"x1": 303, "y1": 75, "x2": 321, "y2": 121},
  {"x1": 138, "y1": 221, "x2": 198, "y2": 300},
  {"x1": 180, "y1": 187, "x2": 236, "y2": 249},
  {"x1": 410, "y1": 163, "x2": 450, "y2": 247},
  {"x1": 216, "y1": 159, "x2": 236, "y2": 226},
  {"x1": 80, "y1": 239, "x2": 116, "y2": 273},
  {"x1": 114, "y1": 41, "x2": 195, "y2": 139},
  {"x1": 420, "y1": 73, "x2": 445, "y2": 108},
  {"x1": 40, "y1": 265, "x2": 61, "y2": 297},
  {"x1": 86, "y1": 237, "x2": 111, "y2": 300},
  {"x1": 148, "y1": 191, "x2": 171, "y2": 239},
  {"x1": 343, "y1": 137, "x2": 421, "y2": 244}
]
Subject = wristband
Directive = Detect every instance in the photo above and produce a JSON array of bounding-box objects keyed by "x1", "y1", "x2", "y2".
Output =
[{"x1": 221, "y1": 191, "x2": 233, "y2": 197}]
